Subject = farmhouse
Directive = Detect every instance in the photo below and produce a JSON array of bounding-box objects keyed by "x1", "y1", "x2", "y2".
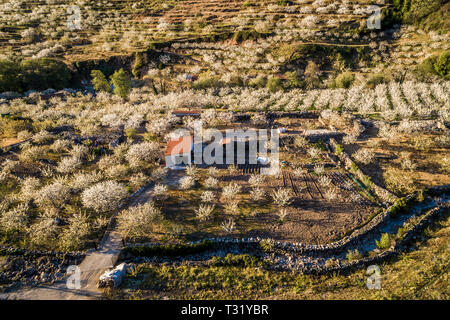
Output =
[
  {"x1": 164, "y1": 135, "x2": 193, "y2": 169},
  {"x1": 164, "y1": 133, "x2": 266, "y2": 168}
]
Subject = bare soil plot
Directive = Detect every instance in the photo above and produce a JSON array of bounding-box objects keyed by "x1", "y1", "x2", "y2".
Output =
[
  {"x1": 0, "y1": 138, "x2": 22, "y2": 148},
  {"x1": 135, "y1": 120, "x2": 381, "y2": 245}
]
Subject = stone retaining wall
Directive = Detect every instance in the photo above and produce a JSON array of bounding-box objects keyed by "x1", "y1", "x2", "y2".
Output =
[
  {"x1": 284, "y1": 202, "x2": 449, "y2": 275},
  {"x1": 0, "y1": 245, "x2": 85, "y2": 261},
  {"x1": 124, "y1": 197, "x2": 448, "y2": 276},
  {"x1": 126, "y1": 186, "x2": 448, "y2": 254}
]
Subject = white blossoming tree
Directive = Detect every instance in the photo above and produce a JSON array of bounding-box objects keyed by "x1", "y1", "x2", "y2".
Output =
[
  {"x1": 117, "y1": 202, "x2": 162, "y2": 240},
  {"x1": 81, "y1": 181, "x2": 128, "y2": 212}
]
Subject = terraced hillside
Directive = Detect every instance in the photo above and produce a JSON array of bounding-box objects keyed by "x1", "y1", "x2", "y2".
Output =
[
  {"x1": 1, "y1": 1, "x2": 448, "y2": 87},
  {"x1": 0, "y1": 1, "x2": 398, "y2": 59}
]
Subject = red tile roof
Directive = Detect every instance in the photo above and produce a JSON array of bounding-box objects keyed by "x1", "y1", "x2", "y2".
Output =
[{"x1": 164, "y1": 135, "x2": 193, "y2": 156}]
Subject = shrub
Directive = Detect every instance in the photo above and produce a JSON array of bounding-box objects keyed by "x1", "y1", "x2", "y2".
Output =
[
  {"x1": 389, "y1": 198, "x2": 408, "y2": 218},
  {"x1": 325, "y1": 258, "x2": 340, "y2": 268},
  {"x1": 385, "y1": 169, "x2": 416, "y2": 195},
  {"x1": 294, "y1": 136, "x2": 309, "y2": 149},
  {"x1": 353, "y1": 148, "x2": 375, "y2": 165},
  {"x1": 211, "y1": 254, "x2": 264, "y2": 267},
  {"x1": 249, "y1": 75, "x2": 267, "y2": 88},
  {"x1": 222, "y1": 182, "x2": 242, "y2": 202},
  {"x1": 232, "y1": 30, "x2": 261, "y2": 43},
  {"x1": 335, "y1": 144, "x2": 344, "y2": 155},
  {"x1": 266, "y1": 76, "x2": 283, "y2": 92},
  {"x1": 192, "y1": 71, "x2": 222, "y2": 89},
  {"x1": 224, "y1": 201, "x2": 239, "y2": 215},
  {"x1": 221, "y1": 218, "x2": 236, "y2": 233},
  {"x1": 110, "y1": 68, "x2": 131, "y2": 99},
  {"x1": 334, "y1": 72, "x2": 354, "y2": 89},
  {"x1": 248, "y1": 174, "x2": 265, "y2": 187},
  {"x1": 179, "y1": 176, "x2": 196, "y2": 190},
  {"x1": 195, "y1": 204, "x2": 215, "y2": 221},
  {"x1": 91, "y1": 70, "x2": 111, "y2": 92},
  {"x1": 366, "y1": 73, "x2": 386, "y2": 89},
  {"x1": 271, "y1": 188, "x2": 293, "y2": 207},
  {"x1": 204, "y1": 176, "x2": 219, "y2": 189},
  {"x1": 259, "y1": 239, "x2": 275, "y2": 252},
  {"x1": 0, "y1": 117, "x2": 32, "y2": 137},
  {"x1": 434, "y1": 50, "x2": 450, "y2": 79},
  {"x1": 376, "y1": 233, "x2": 391, "y2": 250},
  {"x1": 20, "y1": 58, "x2": 71, "y2": 91},
  {"x1": 277, "y1": 208, "x2": 289, "y2": 222},
  {"x1": 201, "y1": 190, "x2": 216, "y2": 203},
  {"x1": 153, "y1": 183, "x2": 169, "y2": 201},
  {"x1": 413, "y1": 135, "x2": 434, "y2": 151},
  {"x1": 285, "y1": 71, "x2": 303, "y2": 88},
  {"x1": 396, "y1": 227, "x2": 406, "y2": 239},
  {"x1": 125, "y1": 128, "x2": 138, "y2": 139},
  {"x1": 0, "y1": 60, "x2": 21, "y2": 92},
  {"x1": 346, "y1": 249, "x2": 363, "y2": 261},
  {"x1": 250, "y1": 187, "x2": 265, "y2": 201},
  {"x1": 415, "y1": 56, "x2": 438, "y2": 79}
]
